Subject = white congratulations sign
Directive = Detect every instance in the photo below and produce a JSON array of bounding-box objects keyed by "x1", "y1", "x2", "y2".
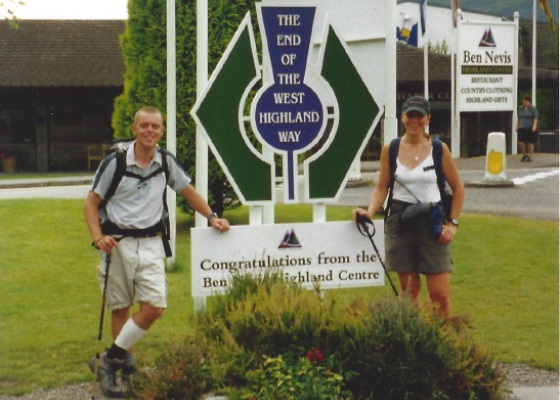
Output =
[
  {"x1": 457, "y1": 21, "x2": 516, "y2": 112},
  {"x1": 191, "y1": 221, "x2": 386, "y2": 297}
]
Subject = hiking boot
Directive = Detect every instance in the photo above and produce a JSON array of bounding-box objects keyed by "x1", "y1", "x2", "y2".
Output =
[
  {"x1": 121, "y1": 352, "x2": 137, "y2": 395},
  {"x1": 89, "y1": 352, "x2": 124, "y2": 398}
]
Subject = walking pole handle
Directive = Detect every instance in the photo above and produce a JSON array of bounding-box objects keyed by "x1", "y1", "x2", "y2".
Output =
[{"x1": 355, "y1": 214, "x2": 399, "y2": 297}]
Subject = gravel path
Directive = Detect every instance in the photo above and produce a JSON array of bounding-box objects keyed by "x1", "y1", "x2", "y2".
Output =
[{"x1": 0, "y1": 363, "x2": 557, "y2": 400}]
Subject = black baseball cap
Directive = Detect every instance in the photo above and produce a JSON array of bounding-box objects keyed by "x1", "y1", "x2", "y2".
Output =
[{"x1": 402, "y1": 96, "x2": 430, "y2": 116}]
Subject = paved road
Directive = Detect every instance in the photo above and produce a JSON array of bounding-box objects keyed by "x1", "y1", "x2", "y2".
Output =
[
  {"x1": 0, "y1": 153, "x2": 558, "y2": 221},
  {"x1": 0, "y1": 184, "x2": 91, "y2": 199},
  {"x1": 341, "y1": 153, "x2": 559, "y2": 221}
]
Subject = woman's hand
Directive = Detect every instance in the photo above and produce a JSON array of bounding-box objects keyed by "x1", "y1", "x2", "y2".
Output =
[
  {"x1": 438, "y1": 223, "x2": 457, "y2": 245},
  {"x1": 353, "y1": 208, "x2": 371, "y2": 221}
]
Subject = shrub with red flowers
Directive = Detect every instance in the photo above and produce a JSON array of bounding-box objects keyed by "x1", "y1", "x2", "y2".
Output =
[
  {"x1": 131, "y1": 273, "x2": 508, "y2": 400},
  {"x1": 306, "y1": 348, "x2": 325, "y2": 364},
  {"x1": 243, "y1": 348, "x2": 353, "y2": 400}
]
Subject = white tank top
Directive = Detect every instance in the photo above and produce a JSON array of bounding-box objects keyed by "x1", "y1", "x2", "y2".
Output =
[{"x1": 393, "y1": 148, "x2": 441, "y2": 204}]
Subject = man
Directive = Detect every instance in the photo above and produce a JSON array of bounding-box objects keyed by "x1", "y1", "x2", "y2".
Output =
[{"x1": 83, "y1": 106, "x2": 229, "y2": 397}]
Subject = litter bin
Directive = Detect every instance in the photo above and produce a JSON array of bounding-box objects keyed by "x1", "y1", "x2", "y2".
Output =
[
  {"x1": 539, "y1": 131, "x2": 559, "y2": 153},
  {"x1": 1, "y1": 155, "x2": 16, "y2": 173}
]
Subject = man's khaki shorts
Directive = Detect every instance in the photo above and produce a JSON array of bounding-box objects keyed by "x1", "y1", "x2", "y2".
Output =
[
  {"x1": 97, "y1": 236, "x2": 168, "y2": 310},
  {"x1": 384, "y1": 205, "x2": 452, "y2": 275}
]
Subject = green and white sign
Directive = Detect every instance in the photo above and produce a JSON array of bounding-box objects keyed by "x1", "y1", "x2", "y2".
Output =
[
  {"x1": 190, "y1": 1, "x2": 391, "y2": 303},
  {"x1": 191, "y1": 2, "x2": 382, "y2": 204}
]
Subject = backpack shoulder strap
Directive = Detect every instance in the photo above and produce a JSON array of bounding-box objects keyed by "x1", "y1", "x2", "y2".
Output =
[
  {"x1": 384, "y1": 137, "x2": 401, "y2": 221},
  {"x1": 157, "y1": 148, "x2": 172, "y2": 257},
  {"x1": 389, "y1": 137, "x2": 401, "y2": 183},
  {"x1": 158, "y1": 148, "x2": 171, "y2": 184},
  {"x1": 99, "y1": 150, "x2": 127, "y2": 209},
  {"x1": 431, "y1": 138, "x2": 445, "y2": 192}
]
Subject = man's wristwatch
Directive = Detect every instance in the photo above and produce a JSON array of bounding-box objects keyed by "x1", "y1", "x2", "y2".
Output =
[
  {"x1": 207, "y1": 212, "x2": 218, "y2": 223},
  {"x1": 449, "y1": 218, "x2": 459, "y2": 227}
]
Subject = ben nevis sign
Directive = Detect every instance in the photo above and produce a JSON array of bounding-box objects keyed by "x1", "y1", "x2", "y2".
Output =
[
  {"x1": 190, "y1": 1, "x2": 389, "y2": 301},
  {"x1": 457, "y1": 16, "x2": 518, "y2": 112}
]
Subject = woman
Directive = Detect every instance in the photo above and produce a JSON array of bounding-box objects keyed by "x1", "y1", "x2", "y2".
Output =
[
  {"x1": 516, "y1": 95, "x2": 539, "y2": 162},
  {"x1": 353, "y1": 96, "x2": 465, "y2": 317}
]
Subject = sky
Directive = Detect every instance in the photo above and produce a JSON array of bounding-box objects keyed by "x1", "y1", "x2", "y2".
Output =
[{"x1": 11, "y1": 0, "x2": 128, "y2": 19}]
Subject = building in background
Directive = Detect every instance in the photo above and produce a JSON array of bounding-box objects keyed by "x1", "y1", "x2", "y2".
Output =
[
  {"x1": 0, "y1": 11, "x2": 557, "y2": 173},
  {"x1": 391, "y1": 2, "x2": 558, "y2": 157},
  {"x1": 0, "y1": 20, "x2": 125, "y2": 173}
]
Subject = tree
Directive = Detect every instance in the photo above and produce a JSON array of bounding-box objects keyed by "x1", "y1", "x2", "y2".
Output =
[
  {"x1": 427, "y1": 38, "x2": 449, "y2": 55},
  {"x1": 1, "y1": 0, "x2": 25, "y2": 27},
  {"x1": 113, "y1": 0, "x2": 259, "y2": 215}
]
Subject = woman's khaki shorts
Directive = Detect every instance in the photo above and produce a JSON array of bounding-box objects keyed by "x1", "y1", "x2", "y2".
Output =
[
  {"x1": 384, "y1": 206, "x2": 452, "y2": 275},
  {"x1": 97, "y1": 236, "x2": 168, "y2": 310}
]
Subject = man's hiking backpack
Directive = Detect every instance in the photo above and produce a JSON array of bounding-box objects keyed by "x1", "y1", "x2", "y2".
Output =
[
  {"x1": 386, "y1": 137, "x2": 452, "y2": 220},
  {"x1": 99, "y1": 140, "x2": 173, "y2": 257}
]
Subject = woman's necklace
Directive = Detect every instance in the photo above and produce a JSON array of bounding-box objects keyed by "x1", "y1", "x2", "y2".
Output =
[{"x1": 404, "y1": 134, "x2": 427, "y2": 162}]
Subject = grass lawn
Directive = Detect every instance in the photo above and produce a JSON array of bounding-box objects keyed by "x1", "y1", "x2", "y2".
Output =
[{"x1": 0, "y1": 200, "x2": 557, "y2": 395}]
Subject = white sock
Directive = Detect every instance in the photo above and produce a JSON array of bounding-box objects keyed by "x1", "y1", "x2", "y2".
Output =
[{"x1": 114, "y1": 318, "x2": 147, "y2": 351}]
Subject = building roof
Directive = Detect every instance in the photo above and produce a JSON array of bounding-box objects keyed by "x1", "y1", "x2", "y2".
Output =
[
  {"x1": 0, "y1": 19, "x2": 556, "y2": 89},
  {"x1": 0, "y1": 19, "x2": 126, "y2": 87}
]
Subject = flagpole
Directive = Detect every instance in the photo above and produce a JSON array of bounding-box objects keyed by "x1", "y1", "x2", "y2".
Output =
[
  {"x1": 450, "y1": 1, "x2": 456, "y2": 157},
  {"x1": 196, "y1": 0, "x2": 209, "y2": 230},
  {"x1": 513, "y1": 11, "x2": 520, "y2": 155},
  {"x1": 451, "y1": 7, "x2": 461, "y2": 158},
  {"x1": 384, "y1": 0, "x2": 398, "y2": 144},
  {"x1": 532, "y1": 0, "x2": 537, "y2": 106},
  {"x1": 166, "y1": 0, "x2": 177, "y2": 263},
  {"x1": 194, "y1": 0, "x2": 209, "y2": 313},
  {"x1": 423, "y1": 37, "x2": 428, "y2": 101},
  {"x1": 423, "y1": 1, "x2": 429, "y2": 133}
]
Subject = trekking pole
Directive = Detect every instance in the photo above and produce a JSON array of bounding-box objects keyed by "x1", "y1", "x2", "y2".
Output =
[
  {"x1": 355, "y1": 214, "x2": 399, "y2": 297},
  {"x1": 92, "y1": 252, "x2": 111, "y2": 400}
]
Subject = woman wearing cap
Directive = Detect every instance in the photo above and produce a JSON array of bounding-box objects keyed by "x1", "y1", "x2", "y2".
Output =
[{"x1": 353, "y1": 96, "x2": 465, "y2": 318}]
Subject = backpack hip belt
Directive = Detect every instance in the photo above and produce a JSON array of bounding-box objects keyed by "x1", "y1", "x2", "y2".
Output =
[
  {"x1": 101, "y1": 220, "x2": 162, "y2": 238},
  {"x1": 100, "y1": 220, "x2": 172, "y2": 257}
]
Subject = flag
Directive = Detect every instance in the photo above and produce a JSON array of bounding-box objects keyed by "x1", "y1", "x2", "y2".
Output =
[
  {"x1": 408, "y1": 23, "x2": 419, "y2": 47},
  {"x1": 539, "y1": 0, "x2": 557, "y2": 32},
  {"x1": 451, "y1": 0, "x2": 460, "y2": 28},
  {"x1": 419, "y1": 0, "x2": 427, "y2": 36},
  {"x1": 396, "y1": 23, "x2": 418, "y2": 47}
]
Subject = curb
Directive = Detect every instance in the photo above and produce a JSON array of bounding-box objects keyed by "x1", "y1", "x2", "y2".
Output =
[
  {"x1": 511, "y1": 386, "x2": 559, "y2": 400},
  {"x1": 0, "y1": 177, "x2": 93, "y2": 189},
  {"x1": 465, "y1": 180, "x2": 515, "y2": 188}
]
